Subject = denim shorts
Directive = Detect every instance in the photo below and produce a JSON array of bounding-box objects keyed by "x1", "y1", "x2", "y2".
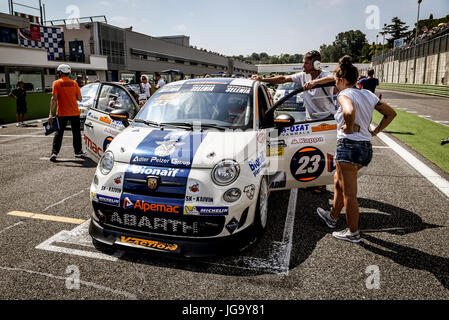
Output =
[{"x1": 335, "y1": 138, "x2": 373, "y2": 167}]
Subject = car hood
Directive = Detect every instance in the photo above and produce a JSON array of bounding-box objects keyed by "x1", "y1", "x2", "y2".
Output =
[{"x1": 107, "y1": 126, "x2": 261, "y2": 169}]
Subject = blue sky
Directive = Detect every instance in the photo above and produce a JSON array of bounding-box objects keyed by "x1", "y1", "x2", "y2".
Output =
[{"x1": 2, "y1": 0, "x2": 448, "y2": 56}]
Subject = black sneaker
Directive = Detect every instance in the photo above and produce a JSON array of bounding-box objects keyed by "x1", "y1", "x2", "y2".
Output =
[
  {"x1": 75, "y1": 152, "x2": 87, "y2": 159},
  {"x1": 441, "y1": 139, "x2": 449, "y2": 146},
  {"x1": 49, "y1": 154, "x2": 58, "y2": 162}
]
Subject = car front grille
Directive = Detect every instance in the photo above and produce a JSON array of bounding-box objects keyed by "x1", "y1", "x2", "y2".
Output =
[{"x1": 93, "y1": 202, "x2": 225, "y2": 238}]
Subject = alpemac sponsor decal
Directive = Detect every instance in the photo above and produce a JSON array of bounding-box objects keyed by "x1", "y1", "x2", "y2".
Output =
[
  {"x1": 184, "y1": 206, "x2": 229, "y2": 216},
  {"x1": 129, "y1": 199, "x2": 181, "y2": 214}
]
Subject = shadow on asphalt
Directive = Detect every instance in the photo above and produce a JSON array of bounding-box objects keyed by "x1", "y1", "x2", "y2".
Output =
[
  {"x1": 360, "y1": 235, "x2": 449, "y2": 290},
  {"x1": 54, "y1": 157, "x2": 97, "y2": 168},
  {"x1": 93, "y1": 191, "x2": 447, "y2": 282},
  {"x1": 385, "y1": 131, "x2": 415, "y2": 135}
]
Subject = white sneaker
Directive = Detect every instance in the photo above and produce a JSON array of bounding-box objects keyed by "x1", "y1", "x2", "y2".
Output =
[
  {"x1": 332, "y1": 228, "x2": 361, "y2": 243},
  {"x1": 316, "y1": 207, "x2": 337, "y2": 228},
  {"x1": 16, "y1": 123, "x2": 20, "y2": 127}
]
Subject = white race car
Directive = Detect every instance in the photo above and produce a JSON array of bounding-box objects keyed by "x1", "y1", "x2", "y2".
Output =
[{"x1": 85, "y1": 78, "x2": 338, "y2": 257}]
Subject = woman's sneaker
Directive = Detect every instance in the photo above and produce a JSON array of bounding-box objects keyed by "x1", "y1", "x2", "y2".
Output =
[
  {"x1": 332, "y1": 228, "x2": 361, "y2": 243},
  {"x1": 316, "y1": 207, "x2": 337, "y2": 228},
  {"x1": 49, "y1": 153, "x2": 58, "y2": 162}
]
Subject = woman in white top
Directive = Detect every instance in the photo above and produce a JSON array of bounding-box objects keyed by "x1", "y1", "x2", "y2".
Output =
[{"x1": 316, "y1": 55, "x2": 397, "y2": 243}]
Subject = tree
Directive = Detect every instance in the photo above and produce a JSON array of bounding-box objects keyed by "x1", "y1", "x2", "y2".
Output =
[
  {"x1": 382, "y1": 17, "x2": 409, "y2": 47},
  {"x1": 319, "y1": 30, "x2": 368, "y2": 62}
]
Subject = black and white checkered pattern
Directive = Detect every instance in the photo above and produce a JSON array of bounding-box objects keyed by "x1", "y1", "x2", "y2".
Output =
[{"x1": 19, "y1": 25, "x2": 63, "y2": 61}]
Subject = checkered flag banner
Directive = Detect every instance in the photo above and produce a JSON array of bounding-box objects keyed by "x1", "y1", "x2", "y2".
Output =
[{"x1": 19, "y1": 24, "x2": 63, "y2": 61}]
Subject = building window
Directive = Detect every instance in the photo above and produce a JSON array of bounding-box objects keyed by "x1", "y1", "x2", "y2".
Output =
[
  {"x1": 0, "y1": 26, "x2": 18, "y2": 45},
  {"x1": 8, "y1": 69, "x2": 43, "y2": 92}
]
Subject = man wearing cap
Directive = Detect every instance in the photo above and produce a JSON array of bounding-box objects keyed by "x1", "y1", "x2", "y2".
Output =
[
  {"x1": 252, "y1": 50, "x2": 335, "y2": 121},
  {"x1": 252, "y1": 50, "x2": 335, "y2": 195},
  {"x1": 48, "y1": 64, "x2": 85, "y2": 162}
]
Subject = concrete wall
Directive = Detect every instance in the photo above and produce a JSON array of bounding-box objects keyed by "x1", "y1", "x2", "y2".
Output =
[{"x1": 374, "y1": 52, "x2": 449, "y2": 85}]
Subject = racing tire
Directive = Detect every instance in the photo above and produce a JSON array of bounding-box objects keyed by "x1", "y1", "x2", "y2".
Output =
[{"x1": 253, "y1": 176, "x2": 269, "y2": 236}]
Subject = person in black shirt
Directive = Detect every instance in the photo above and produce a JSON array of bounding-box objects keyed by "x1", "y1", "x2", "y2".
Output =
[
  {"x1": 10, "y1": 81, "x2": 27, "y2": 127},
  {"x1": 358, "y1": 68, "x2": 379, "y2": 93}
]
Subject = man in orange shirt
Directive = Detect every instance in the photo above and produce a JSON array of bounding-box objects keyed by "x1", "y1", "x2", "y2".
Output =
[{"x1": 48, "y1": 64, "x2": 85, "y2": 162}]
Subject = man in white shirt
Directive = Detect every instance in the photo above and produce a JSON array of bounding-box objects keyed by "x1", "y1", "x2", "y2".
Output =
[
  {"x1": 151, "y1": 72, "x2": 166, "y2": 91},
  {"x1": 252, "y1": 50, "x2": 335, "y2": 120}
]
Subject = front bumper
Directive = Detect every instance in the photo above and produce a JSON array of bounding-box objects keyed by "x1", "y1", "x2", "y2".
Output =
[{"x1": 89, "y1": 217, "x2": 257, "y2": 258}]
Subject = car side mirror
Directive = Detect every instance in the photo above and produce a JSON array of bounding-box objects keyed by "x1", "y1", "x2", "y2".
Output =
[
  {"x1": 109, "y1": 109, "x2": 130, "y2": 128},
  {"x1": 274, "y1": 113, "x2": 295, "y2": 128}
]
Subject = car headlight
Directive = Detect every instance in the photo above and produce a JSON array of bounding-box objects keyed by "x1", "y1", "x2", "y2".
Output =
[
  {"x1": 99, "y1": 151, "x2": 114, "y2": 175},
  {"x1": 211, "y1": 160, "x2": 240, "y2": 186}
]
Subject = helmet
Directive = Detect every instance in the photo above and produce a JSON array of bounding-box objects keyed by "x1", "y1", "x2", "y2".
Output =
[{"x1": 57, "y1": 64, "x2": 71, "y2": 74}]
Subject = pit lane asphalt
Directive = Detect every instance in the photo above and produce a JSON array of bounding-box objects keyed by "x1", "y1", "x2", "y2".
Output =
[{"x1": 0, "y1": 99, "x2": 448, "y2": 300}]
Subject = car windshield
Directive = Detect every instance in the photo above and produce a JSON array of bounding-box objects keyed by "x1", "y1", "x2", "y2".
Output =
[
  {"x1": 80, "y1": 83, "x2": 100, "y2": 99},
  {"x1": 277, "y1": 82, "x2": 301, "y2": 90},
  {"x1": 134, "y1": 81, "x2": 253, "y2": 129}
]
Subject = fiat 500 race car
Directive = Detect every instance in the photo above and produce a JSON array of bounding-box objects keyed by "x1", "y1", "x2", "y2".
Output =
[{"x1": 85, "y1": 78, "x2": 338, "y2": 257}]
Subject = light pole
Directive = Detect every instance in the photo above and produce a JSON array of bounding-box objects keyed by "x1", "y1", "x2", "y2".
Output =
[{"x1": 413, "y1": 0, "x2": 422, "y2": 84}]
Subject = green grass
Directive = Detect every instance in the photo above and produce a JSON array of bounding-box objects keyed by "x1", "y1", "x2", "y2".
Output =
[
  {"x1": 372, "y1": 108, "x2": 449, "y2": 174},
  {"x1": 378, "y1": 83, "x2": 449, "y2": 98},
  {"x1": 0, "y1": 93, "x2": 51, "y2": 124}
]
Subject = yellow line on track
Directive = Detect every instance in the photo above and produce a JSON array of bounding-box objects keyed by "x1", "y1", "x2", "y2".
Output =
[{"x1": 7, "y1": 211, "x2": 85, "y2": 225}]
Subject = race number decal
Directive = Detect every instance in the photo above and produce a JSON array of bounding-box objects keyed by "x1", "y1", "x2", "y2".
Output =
[{"x1": 290, "y1": 147, "x2": 325, "y2": 182}]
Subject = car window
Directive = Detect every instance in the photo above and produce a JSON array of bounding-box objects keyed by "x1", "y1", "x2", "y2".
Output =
[
  {"x1": 96, "y1": 84, "x2": 137, "y2": 117},
  {"x1": 80, "y1": 83, "x2": 100, "y2": 99},
  {"x1": 277, "y1": 82, "x2": 301, "y2": 90},
  {"x1": 135, "y1": 82, "x2": 253, "y2": 129}
]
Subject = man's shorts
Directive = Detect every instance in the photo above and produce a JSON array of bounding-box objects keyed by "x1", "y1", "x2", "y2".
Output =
[
  {"x1": 335, "y1": 138, "x2": 373, "y2": 167},
  {"x1": 16, "y1": 104, "x2": 27, "y2": 114}
]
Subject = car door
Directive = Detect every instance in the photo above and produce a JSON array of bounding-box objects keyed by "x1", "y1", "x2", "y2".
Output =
[
  {"x1": 265, "y1": 90, "x2": 337, "y2": 191},
  {"x1": 83, "y1": 83, "x2": 138, "y2": 162}
]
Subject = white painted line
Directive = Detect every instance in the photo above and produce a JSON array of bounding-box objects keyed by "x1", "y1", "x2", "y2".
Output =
[
  {"x1": 372, "y1": 146, "x2": 391, "y2": 149},
  {"x1": 279, "y1": 188, "x2": 298, "y2": 274},
  {"x1": 418, "y1": 115, "x2": 431, "y2": 118},
  {"x1": 0, "y1": 265, "x2": 137, "y2": 299},
  {"x1": 0, "y1": 221, "x2": 24, "y2": 235},
  {"x1": 373, "y1": 125, "x2": 449, "y2": 198},
  {"x1": 407, "y1": 111, "x2": 418, "y2": 114},
  {"x1": 35, "y1": 221, "x2": 123, "y2": 262},
  {"x1": 43, "y1": 189, "x2": 87, "y2": 212}
]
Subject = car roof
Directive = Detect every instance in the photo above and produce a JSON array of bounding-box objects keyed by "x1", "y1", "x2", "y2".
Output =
[{"x1": 168, "y1": 77, "x2": 255, "y2": 87}]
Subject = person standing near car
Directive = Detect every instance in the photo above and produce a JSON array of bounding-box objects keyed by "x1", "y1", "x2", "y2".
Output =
[
  {"x1": 9, "y1": 80, "x2": 27, "y2": 127},
  {"x1": 316, "y1": 56, "x2": 396, "y2": 243},
  {"x1": 252, "y1": 50, "x2": 336, "y2": 194},
  {"x1": 140, "y1": 75, "x2": 151, "y2": 99},
  {"x1": 358, "y1": 69, "x2": 379, "y2": 94},
  {"x1": 48, "y1": 64, "x2": 85, "y2": 162},
  {"x1": 151, "y1": 72, "x2": 166, "y2": 92},
  {"x1": 252, "y1": 50, "x2": 335, "y2": 121}
]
